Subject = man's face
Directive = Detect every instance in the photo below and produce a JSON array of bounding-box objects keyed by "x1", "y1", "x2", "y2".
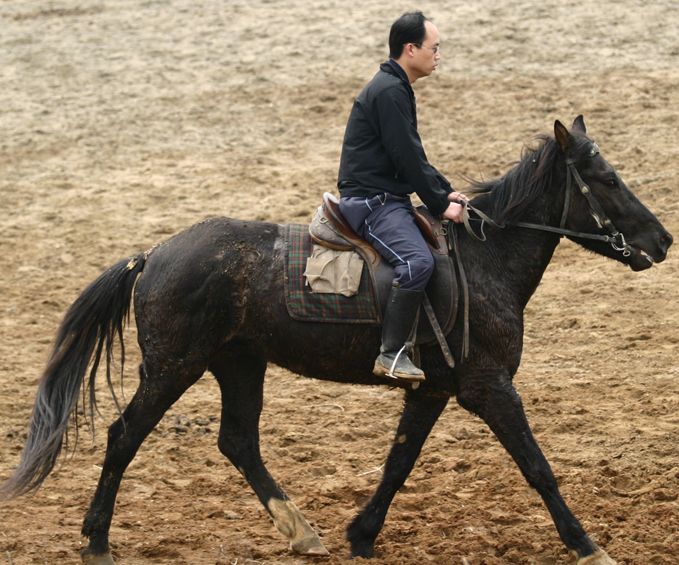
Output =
[{"x1": 411, "y1": 21, "x2": 441, "y2": 80}]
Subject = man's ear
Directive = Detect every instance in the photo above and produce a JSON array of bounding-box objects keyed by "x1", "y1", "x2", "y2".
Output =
[{"x1": 554, "y1": 120, "x2": 572, "y2": 155}]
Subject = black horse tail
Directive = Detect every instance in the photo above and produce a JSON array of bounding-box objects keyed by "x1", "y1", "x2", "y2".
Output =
[{"x1": 0, "y1": 252, "x2": 148, "y2": 499}]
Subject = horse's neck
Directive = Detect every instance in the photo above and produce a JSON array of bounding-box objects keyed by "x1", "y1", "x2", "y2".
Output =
[{"x1": 465, "y1": 192, "x2": 565, "y2": 311}]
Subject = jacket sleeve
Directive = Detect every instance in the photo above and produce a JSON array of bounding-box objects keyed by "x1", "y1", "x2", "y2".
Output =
[{"x1": 375, "y1": 85, "x2": 452, "y2": 215}]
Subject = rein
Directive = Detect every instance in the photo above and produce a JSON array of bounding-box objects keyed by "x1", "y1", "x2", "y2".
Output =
[
  {"x1": 460, "y1": 144, "x2": 632, "y2": 257},
  {"x1": 447, "y1": 145, "x2": 633, "y2": 362}
]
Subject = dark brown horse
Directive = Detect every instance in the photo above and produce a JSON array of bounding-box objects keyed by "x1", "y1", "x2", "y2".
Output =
[{"x1": 1, "y1": 117, "x2": 672, "y2": 565}]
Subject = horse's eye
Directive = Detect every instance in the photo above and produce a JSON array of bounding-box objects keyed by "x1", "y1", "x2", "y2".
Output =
[{"x1": 606, "y1": 179, "x2": 618, "y2": 189}]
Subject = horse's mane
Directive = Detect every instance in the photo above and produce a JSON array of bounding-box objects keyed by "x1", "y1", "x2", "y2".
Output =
[{"x1": 468, "y1": 132, "x2": 593, "y2": 225}]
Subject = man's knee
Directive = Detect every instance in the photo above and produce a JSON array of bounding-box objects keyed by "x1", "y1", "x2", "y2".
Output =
[
  {"x1": 397, "y1": 252, "x2": 435, "y2": 290},
  {"x1": 413, "y1": 251, "x2": 435, "y2": 279}
]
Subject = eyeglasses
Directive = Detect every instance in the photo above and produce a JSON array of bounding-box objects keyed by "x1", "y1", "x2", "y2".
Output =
[{"x1": 404, "y1": 43, "x2": 440, "y2": 53}]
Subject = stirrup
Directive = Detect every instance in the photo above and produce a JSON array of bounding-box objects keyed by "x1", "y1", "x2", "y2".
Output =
[
  {"x1": 373, "y1": 345, "x2": 425, "y2": 383},
  {"x1": 386, "y1": 344, "x2": 409, "y2": 378}
]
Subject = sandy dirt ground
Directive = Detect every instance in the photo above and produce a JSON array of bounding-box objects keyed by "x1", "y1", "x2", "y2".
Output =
[{"x1": 1, "y1": 1, "x2": 679, "y2": 564}]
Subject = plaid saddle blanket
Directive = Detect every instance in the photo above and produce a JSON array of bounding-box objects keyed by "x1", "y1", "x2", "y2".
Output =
[{"x1": 284, "y1": 223, "x2": 380, "y2": 323}]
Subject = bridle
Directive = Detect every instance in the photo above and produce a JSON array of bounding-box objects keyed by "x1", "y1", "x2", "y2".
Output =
[
  {"x1": 459, "y1": 143, "x2": 632, "y2": 257},
  {"x1": 445, "y1": 144, "x2": 633, "y2": 361}
]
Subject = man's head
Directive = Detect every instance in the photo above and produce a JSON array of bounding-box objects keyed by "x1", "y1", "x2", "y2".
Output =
[
  {"x1": 389, "y1": 11, "x2": 441, "y2": 84},
  {"x1": 389, "y1": 11, "x2": 429, "y2": 59}
]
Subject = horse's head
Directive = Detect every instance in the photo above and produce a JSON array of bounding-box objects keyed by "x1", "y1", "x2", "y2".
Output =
[{"x1": 554, "y1": 116, "x2": 672, "y2": 271}]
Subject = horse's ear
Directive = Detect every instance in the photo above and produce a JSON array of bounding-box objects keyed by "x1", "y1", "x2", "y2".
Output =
[
  {"x1": 572, "y1": 115, "x2": 587, "y2": 135},
  {"x1": 554, "y1": 120, "x2": 572, "y2": 154}
]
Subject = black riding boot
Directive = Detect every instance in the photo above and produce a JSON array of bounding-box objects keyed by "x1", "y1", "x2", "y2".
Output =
[{"x1": 373, "y1": 284, "x2": 425, "y2": 382}]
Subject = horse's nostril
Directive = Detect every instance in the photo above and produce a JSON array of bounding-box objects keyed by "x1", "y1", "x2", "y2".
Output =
[{"x1": 658, "y1": 233, "x2": 674, "y2": 255}]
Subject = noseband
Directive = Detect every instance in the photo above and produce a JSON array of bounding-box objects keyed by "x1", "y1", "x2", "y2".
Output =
[{"x1": 459, "y1": 143, "x2": 632, "y2": 257}]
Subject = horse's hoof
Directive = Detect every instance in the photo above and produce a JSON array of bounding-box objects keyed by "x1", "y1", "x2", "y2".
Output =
[
  {"x1": 575, "y1": 546, "x2": 617, "y2": 565},
  {"x1": 349, "y1": 546, "x2": 375, "y2": 560},
  {"x1": 267, "y1": 498, "x2": 329, "y2": 556},
  {"x1": 290, "y1": 533, "x2": 329, "y2": 555},
  {"x1": 81, "y1": 547, "x2": 116, "y2": 565}
]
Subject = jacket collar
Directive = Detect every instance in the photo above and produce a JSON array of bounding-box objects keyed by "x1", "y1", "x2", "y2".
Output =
[{"x1": 382, "y1": 59, "x2": 409, "y2": 81}]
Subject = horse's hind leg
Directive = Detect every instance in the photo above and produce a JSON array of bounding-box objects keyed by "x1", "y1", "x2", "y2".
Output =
[
  {"x1": 209, "y1": 348, "x2": 328, "y2": 556},
  {"x1": 347, "y1": 389, "x2": 449, "y2": 558},
  {"x1": 81, "y1": 361, "x2": 205, "y2": 565}
]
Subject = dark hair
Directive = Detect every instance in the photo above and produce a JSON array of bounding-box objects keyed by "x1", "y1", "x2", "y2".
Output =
[{"x1": 388, "y1": 11, "x2": 429, "y2": 59}]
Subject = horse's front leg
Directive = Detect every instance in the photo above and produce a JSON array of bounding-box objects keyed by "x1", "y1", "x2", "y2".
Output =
[
  {"x1": 347, "y1": 389, "x2": 449, "y2": 558},
  {"x1": 457, "y1": 371, "x2": 616, "y2": 565}
]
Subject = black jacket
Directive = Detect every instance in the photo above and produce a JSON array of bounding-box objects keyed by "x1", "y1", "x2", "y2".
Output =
[{"x1": 337, "y1": 61, "x2": 452, "y2": 216}]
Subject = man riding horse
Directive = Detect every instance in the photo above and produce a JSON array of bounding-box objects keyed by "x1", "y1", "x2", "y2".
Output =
[{"x1": 337, "y1": 11, "x2": 467, "y2": 383}]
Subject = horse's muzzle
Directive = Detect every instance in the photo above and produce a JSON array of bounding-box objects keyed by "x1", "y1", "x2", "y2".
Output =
[{"x1": 628, "y1": 230, "x2": 673, "y2": 270}]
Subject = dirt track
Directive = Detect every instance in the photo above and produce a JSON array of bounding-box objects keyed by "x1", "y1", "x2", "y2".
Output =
[{"x1": 1, "y1": 1, "x2": 679, "y2": 564}]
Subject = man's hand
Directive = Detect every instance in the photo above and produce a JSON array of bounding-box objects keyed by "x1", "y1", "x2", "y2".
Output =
[
  {"x1": 443, "y1": 202, "x2": 465, "y2": 223},
  {"x1": 447, "y1": 191, "x2": 468, "y2": 203},
  {"x1": 443, "y1": 192, "x2": 468, "y2": 223}
]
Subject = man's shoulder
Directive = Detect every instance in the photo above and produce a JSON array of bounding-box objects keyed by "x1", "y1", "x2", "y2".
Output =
[{"x1": 359, "y1": 66, "x2": 409, "y2": 103}]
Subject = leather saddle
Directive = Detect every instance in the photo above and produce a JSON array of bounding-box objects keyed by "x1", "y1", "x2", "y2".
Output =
[{"x1": 309, "y1": 193, "x2": 458, "y2": 346}]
